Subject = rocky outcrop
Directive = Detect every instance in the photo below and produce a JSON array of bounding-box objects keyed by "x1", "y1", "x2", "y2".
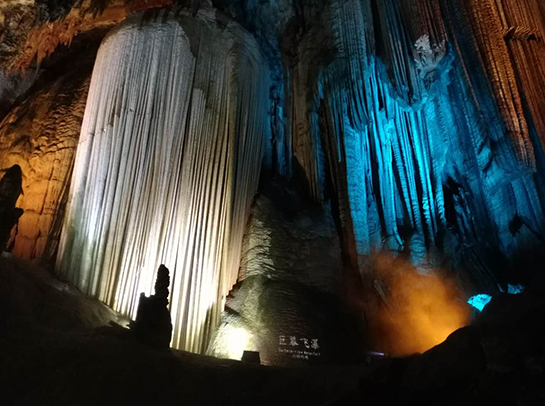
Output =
[
  {"x1": 208, "y1": 181, "x2": 365, "y2": 365},
  {"x1": 0, "y1": 2, "x2": 38, "y2": 71},
  {"x1": 0, "y1": 0, "x2": 126, "y2": 72}
]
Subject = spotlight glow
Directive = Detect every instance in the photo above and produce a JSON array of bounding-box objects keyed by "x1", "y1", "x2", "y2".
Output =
[
  {"x1": 467, "y1": 294, "x2": 492, "y2": 312},
  {"x1": 225, "y1": 327, "x2": 249, "y2": 361},
  {"x1": 368, "y1": 254, "x2": 471, "y2": 356}
]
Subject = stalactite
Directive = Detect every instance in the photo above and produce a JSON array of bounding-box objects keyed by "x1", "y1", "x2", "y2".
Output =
[
  {"x1": 57, "y1": 10, "x2": 270, "y2": 352},
  {"x1": 287, "y1": 35, "x2": 325, "y2": 200},
  {"x1": 283, "y1": 0, "x2": 545, "y2": 283},
  {"x1": 441, "y1": 0, "x2": 534, "y2": 172},
  {"x1": 1, "y1": 0, "x2": 544, "y2": 352},
  {"x1": 492, "y1": 0, "x2": 545, "y2": 149}
]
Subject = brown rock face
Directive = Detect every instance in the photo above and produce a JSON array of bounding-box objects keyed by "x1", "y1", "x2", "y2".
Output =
[
  {"x1": 0, "y1": 60, "x2": 92, "y2": 260},
  {"x1": 0, "y1": 1, "x2": 127, "y2": 72},
  {"x1": 0, "y1": 3, "x2": 38, "y2": 72}
]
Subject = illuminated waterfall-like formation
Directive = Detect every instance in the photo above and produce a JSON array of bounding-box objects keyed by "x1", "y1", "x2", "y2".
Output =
[{"x1": 57, "y1": 10, "x2": 270, "y2": 352}]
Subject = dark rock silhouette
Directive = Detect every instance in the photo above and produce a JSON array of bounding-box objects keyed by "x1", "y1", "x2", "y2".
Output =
[
  {"x1": 154, "y1": 264, "x2": 170, "y2": 301},
  {"x1": 0, "y1": 165, "x2": 23, "y2": 252},
  {"x1": 241, "y1": 351, "x2": 261, "y2": 364},
  {"x1": 132, "y1": 264, "x2": 173, "y2": 350}
]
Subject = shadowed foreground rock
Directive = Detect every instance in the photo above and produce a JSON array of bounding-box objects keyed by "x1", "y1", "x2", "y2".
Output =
[
  {"x1": 132, "y1": 264, "x2": 173, "y2": 350},
  {"x1": 0, "y1": 165, "x2": 23, "y2": 252},
  {"x1": 0, "y1": 257, "x2": 544, "y2": 406}
]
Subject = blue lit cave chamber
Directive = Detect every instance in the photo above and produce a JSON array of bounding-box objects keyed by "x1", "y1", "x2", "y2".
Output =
[{"x1": 1, "y1": 0, "x2": 545, "y2": 404}]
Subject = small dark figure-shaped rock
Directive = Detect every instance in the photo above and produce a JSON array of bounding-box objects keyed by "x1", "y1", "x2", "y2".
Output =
[
  {"x1": 0, "y1": 165, "x2": 23, "y2": 252},
  {"x1": 132, "y1": 265, "x2": 173, "y2": 350}
]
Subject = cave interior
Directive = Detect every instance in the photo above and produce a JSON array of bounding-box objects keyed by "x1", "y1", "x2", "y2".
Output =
[{"x1": 1, "y1": 0, "x2": 545, "y2": 405}]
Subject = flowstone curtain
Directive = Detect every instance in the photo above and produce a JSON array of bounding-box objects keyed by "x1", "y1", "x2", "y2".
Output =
[
  {"x1": 285, "y1": 0, "x2": 545, "y2": 281},
  {"x1": 57, "y1": 10, "x2": 270, "y2": 352}
]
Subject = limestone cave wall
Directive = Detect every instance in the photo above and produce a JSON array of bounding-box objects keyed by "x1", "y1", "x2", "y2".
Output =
[
  {"x1": 272, "y1": 0, "x2": 545, "y2": 293},
  {"x1": 0, "y1": 36, "x2": 101, "y2": 260}
]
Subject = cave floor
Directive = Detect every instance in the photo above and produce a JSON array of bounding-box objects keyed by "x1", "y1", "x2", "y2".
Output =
[{"x1": 1, "y1": 256, "x2": 544, "y2": 406}]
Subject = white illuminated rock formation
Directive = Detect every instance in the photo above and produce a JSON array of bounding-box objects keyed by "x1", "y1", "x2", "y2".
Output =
[{"x1": 57, "y1": 10, "x2": 270, "y2": 352}]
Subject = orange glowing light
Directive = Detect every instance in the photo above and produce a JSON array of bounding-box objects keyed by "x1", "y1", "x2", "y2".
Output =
[{"x1": 367, "y1": 255, "x2": 471, "y2": 357}]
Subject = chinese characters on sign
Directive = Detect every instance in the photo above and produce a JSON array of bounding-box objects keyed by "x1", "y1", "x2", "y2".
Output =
[{"x1": 278, "y1": 335, "x2": 321, "y2": 360}]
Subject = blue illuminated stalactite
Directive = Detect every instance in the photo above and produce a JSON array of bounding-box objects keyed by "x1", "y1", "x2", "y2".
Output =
[
  {"x1": 338, "y1": 32, "x2": 543, "y2": 274},
  {"x1": 468, "y1": 284, "x2": 525, "y2": 311},
  {"x1": 467, "y1": 294, "x2": 492, "y2": 312},
  {"x1": 344, "y1": 120, "x2": 370, "y2": 254},
  {"x1": 283, "y1": 0, "x2": 545, "y2": 287}
]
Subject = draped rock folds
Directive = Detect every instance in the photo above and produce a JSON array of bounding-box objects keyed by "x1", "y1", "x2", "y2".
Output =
[
  {"x1": 57, "y1": 10, "x2": 270, "y2": 352},
  {"x1": 284, "y1": 0, "x2": 545, "y2": 284},
  {"x1": 0, "y1": 67, "x2": 91, "y2": 261}
]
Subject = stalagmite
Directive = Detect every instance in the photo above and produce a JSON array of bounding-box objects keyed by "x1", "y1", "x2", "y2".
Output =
[{"x1": 57, "y1": 10, "x2": 270, "y2": 352}]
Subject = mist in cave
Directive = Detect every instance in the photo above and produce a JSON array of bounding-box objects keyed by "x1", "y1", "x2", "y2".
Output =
[{"x1": 1, "y1": 0, "x2": 545, "y2": 404}]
